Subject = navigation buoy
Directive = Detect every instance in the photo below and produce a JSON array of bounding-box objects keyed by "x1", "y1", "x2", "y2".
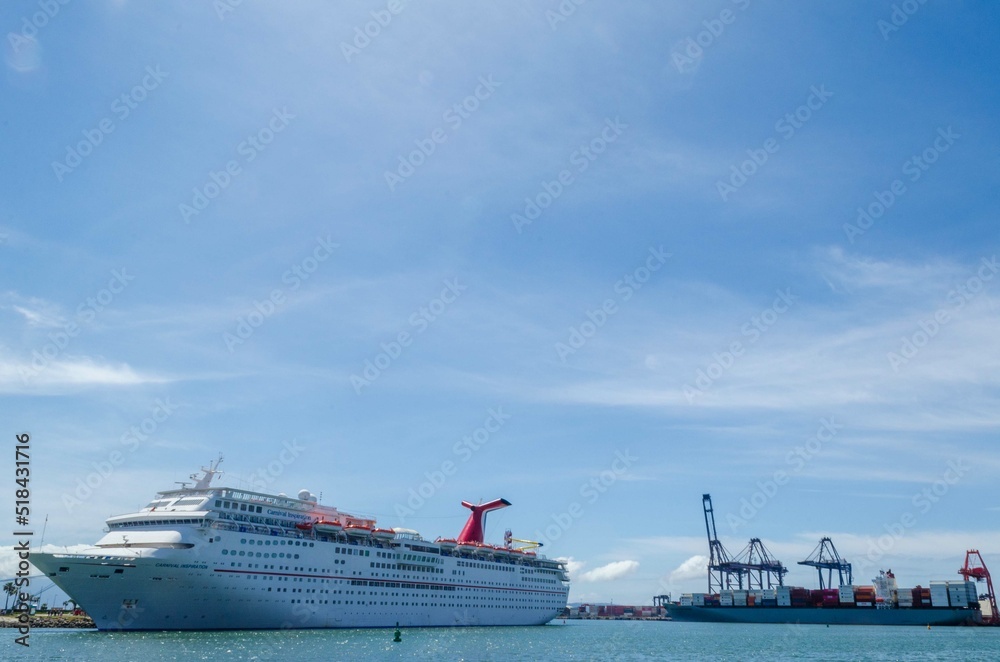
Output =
[{"x1": 393, "y1": 623, "x2": 402, "y2": 642}]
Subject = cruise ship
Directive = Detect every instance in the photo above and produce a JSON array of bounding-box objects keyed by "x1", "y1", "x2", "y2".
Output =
[{"x1": 30, "y1": 458, "x2": 570, "y2": 630}]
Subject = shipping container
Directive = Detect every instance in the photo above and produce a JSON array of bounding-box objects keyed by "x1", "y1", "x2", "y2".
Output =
[
  {"x1": 965, "y1": 581, "x2": 980, "y2": 607},
  {"x1": 929, "y1": 591, "x2": 950, "y2": 607}
]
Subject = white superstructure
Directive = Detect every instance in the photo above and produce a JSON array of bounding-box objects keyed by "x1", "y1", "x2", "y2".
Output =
[{"x1": 31, "y1": 459, "x2": 570, "y2": 630}]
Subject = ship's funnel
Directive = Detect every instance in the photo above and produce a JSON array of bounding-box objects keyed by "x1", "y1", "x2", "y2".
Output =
[{"x1": 456, "y1": 498, "x2": 511, "y2": 543}]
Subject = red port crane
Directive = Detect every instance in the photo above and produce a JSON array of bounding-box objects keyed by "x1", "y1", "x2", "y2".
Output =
[{"x1": 958, "y1": 549, "x2": 999, "y2": 625}]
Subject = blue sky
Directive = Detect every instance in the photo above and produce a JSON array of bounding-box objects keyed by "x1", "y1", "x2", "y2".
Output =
[{"x1": 2, "y1": 1, "x2": 999, "y2": 607}]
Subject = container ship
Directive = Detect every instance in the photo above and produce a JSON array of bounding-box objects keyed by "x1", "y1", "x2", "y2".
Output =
[
  {"x1": 662, "y1": 494, "x2": 993, "y2": 626},
  {"x1": 667, "y1": 570, "x2": 983, "y2": 626},
  {"x1": 30, "y1": 458, "x2": 570, "y2": 630}
]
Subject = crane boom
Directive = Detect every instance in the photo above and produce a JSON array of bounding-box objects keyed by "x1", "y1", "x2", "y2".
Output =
[{"x1": 798, "y1": 537, "x2": 852, "y2": 589}]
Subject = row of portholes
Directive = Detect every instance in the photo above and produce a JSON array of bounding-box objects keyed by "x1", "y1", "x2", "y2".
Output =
[
  {"x1": 223, "y1": 549, "x2": 301, "y2": 559},
  {"x1": 239, "y1": 538, "x2": 315, "y2": 547}
]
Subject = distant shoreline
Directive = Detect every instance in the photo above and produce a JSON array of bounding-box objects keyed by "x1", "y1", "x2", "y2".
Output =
[{"x1": 0, "y1": 613, "x2": 96, "y2": 629}]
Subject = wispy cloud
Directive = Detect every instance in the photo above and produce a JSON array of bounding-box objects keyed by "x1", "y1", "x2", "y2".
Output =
[
  {"x1": 0, "y1": 351, "x2": 169, "y2": 393},
  {"x1": 578, "y1": 560, "x2": 640, "y2": 583}
]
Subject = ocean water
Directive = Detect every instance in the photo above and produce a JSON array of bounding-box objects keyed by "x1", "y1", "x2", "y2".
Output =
[{"x1": 7, "y1": 620, "x2": 1000, "y2": 661}]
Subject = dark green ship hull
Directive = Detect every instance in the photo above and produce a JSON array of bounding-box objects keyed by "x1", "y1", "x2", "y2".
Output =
[{"x1": 667, "y1": 604, "x2": 982, "y2": 626}]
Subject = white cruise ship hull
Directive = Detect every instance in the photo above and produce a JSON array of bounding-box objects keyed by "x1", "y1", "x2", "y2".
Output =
[{"x1": 32, "y1": 529, "x2": 567, "y2": 630}]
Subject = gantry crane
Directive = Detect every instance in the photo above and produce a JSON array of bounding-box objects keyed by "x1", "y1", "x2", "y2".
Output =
[
  {"x1": 798, "y1": 537, "x2": 853, "y2": 589},
  {"x1": 702, "y1": 494, "x2": 789, "y2": 592},
  {"x1": 702, "y1": 494, "x2": 744, "y2": 592},
  {"x1": 732, "y1": 537, "x2": 788, "y2": 590},
  {"x1": 958, "y1": 549, "x2": 999, "y2": 625}
]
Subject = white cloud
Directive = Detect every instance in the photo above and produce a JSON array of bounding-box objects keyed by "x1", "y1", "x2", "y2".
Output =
[
  {"x1": 558, "y1": 556, "x2": 585, "y2": 578},
  {"x1": 518, "y1": 250, "x2": 1000, "y2": 440},
  {"x1": 0, "y1": 353, "x2": 169, "y2": 393},
  {"x1": 670, "y1": 554, "x2": 708, "y2": 583},
  {"x1": 12, "y1": 305, "x2": 61, "y2": 328},
  {"x1": 579, "y1": 560, "x2": 639, "y2": 582},
  {"x1": 2, "y1": 292, "x2": 65, "y2": 328}
]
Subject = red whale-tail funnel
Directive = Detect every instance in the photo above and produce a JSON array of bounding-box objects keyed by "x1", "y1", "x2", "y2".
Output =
[{"x1": 456, "y1": 498, "x2": 511, "y2": 543}]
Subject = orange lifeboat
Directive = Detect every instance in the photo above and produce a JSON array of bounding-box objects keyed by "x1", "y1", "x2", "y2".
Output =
[
  {"x1": 314, "y1": 519, "x2": 343, "y2": 534},
  {"x1": 344, "y1": 523, "x2": 372, "y2": 537}
]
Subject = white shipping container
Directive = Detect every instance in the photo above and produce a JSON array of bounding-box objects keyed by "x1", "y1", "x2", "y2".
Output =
[
  {"x1": 693, "y1": 594, "x2": 706, "y2": 606},
  {"x1": 732, "y1": 594, "x2": 747, "y2": 606},
  {"x1": 680, "y1": 595, "x2": 693, "y2": 606},
  {"x1": 777, "y1": 596, "x2": 791, "y2": 606},
  {"x1": 777, "y1": 586, "x2": 792, "y2": 597}
]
